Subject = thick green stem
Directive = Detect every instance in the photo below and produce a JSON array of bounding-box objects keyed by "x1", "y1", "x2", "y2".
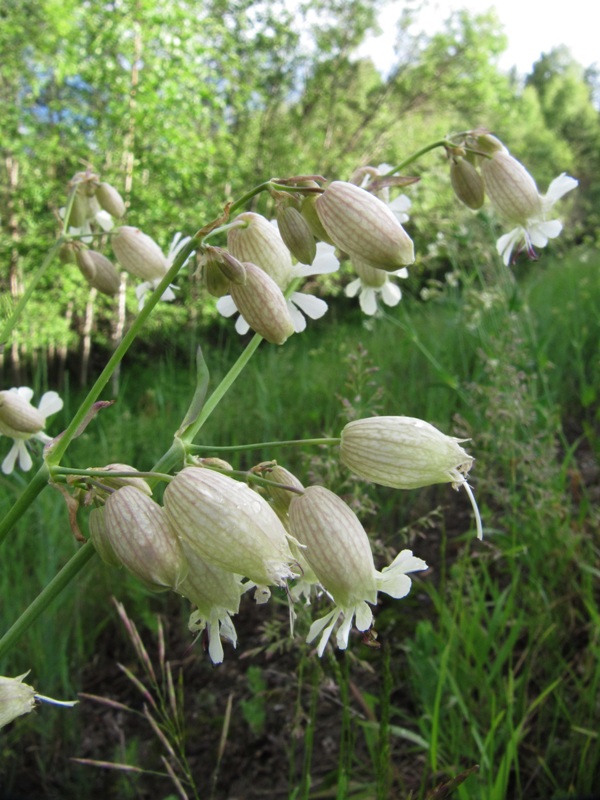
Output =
[
  {"x1": 0, "y1": 541, "x2": 96, "y2": 663},
  {"x1": 188, "y1": 437, "x2": 340, "y2": 454}
]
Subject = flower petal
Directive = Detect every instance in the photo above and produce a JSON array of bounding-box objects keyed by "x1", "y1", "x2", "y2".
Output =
[
  {"x1": 381, "y1": 281, "x2": 401, "y2": 307},
  {"x1": 215, "y1": 295, "x2": 238, "y2": 318},
  {"x1": 345, "y1": 278, "x2": 362, "y2": 298},
  {"x1": 17, "y1": 441, "x2": 32, "y2": 471},
  {"x1": 359, "y1": 287, "x2": 378, "y2": 316},
  {"x1": 288, "y1": 301, "x2": 307, "y2": 333},
  {"x1": 496, "y1": 227, "x2": 523, "y2": 266},
  {"x1": 234, "y1": 314, "x2": 251, "y2": 335},
  {"x1": 544, "y1": 173, "x2": 578, "y2": 206},
  {"x1": 290, "y1": 292, "x2": 328, "y2": 320},
  {"x1": 2, "y1": 442, "x2": 20, "y2": 474},
  {"x1": 354, "y1": 601, "x2": 373, "y2": 631},
  {"x1": 37, "y1": 391, "x2": 63, "y2": 419}
]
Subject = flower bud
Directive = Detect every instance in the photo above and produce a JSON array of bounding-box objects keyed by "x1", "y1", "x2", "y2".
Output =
[
  {"x1": 473, "y1": 133, "x2": 506, "y2": 156},
  {"x1": 480, "y1": 152, "x2": 541, "y2": 224},
  {"x1": 262, "y1": 464, "x2": 304, "y2": 516},
  {"x1": 340, "y1": 416, "x2": 473, "y2": 490},
  {"x1": 300, "y1": 194, "x2": 335, "y2": 244},
  {"x1": 104, "y1": 486, "x2": 187, "y2": 591},
  {"x1": 276, "y1": 204, "x2": 317, "y2": 265},
  {"x1": 227, "y1": 212, "x2": 292, "y2": 288},
  {"x1": 76, "y1": 250, "x2": 121, "y2": 296},
  {"x1": 0, "y1": 674, "x2": 36, "y2": 728},
  {"x1": 94, "y1": 463, "x2": 153, "y2": 496},
  {"x1": 67, "y1": 189, "x2": 89, "y2": 228},
  {"x1": 315, "y1": 181, "x2": 414, "y2": 270},
  {"x1": 164, "y1": 467, "x2": 298, "y2": 587},
  {"x1": 112, "y1": 226, "x2": 168, "y2": 281},
  {"x1": 203, "y1": 246, "x2": 247, "y2": 298},
  {"x1": 450, "y1": 158, "x2": 485, "y2": 210},
  {"x1": 289, "y1": 486, "x2": 377, "y2": 608},
  {"x1": 0, "y1": 390, "x2": 45, "y2": 438},
  {"x1": 96, "y1": 182, "x2": 126, "y2": 218},
  {"x1": 59, "y1": 243, "x2": 77, "y2": 264},
  {"x1": 230, "y1": 262, "x2": 295, "y2": 344}
]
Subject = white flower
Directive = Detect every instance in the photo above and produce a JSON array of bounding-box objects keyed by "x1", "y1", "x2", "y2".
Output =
[
  {"x1": 496, "y1": 173, "x2": 578, "y2": 266},
  {"x1": 288, "y1": 486, "x2": 428, "y2": 656},
  {"x1": 136, "y1": 232, "x2": 193, "y2": 309},
  {"x1": 216, "y1": 240, "x2": 339, "y2": 334},
  {"x1": 0, "y1": 387, "x2": 63, "y2": 474},
  {"x1": 345, "y1": 255, "x2": 408, "y2": 315}
]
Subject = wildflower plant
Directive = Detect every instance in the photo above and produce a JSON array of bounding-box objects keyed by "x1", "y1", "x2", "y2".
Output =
[{"x1": 0, "y1": 130, "x2": 576, "y2": 734}]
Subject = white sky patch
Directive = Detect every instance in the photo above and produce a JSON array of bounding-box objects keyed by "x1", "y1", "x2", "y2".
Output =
[{"x1": 358, "y1": 0, "x2": 596, "y2": 76}]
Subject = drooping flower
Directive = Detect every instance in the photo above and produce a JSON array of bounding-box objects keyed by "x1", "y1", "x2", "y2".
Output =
[
  {"x1": 340, "y1": 416, "x2": 483, "y2": 539},
  {"x1": 288, "y1": 486, "x2": 428, "y2": 655},
  {"x1": 0, "y1": 673, "x2": 77, "y2": 729},
  {"x1": 132, "y1": 231, "x2": 193, "y2": 310},
  {"x1": 0, "y1": 387, "x2": 63, "y2": 474},
  {"x1": 345, "y1": 257, "x2": 408, "y2": 315},
  {"x1": 216, "y1": 240, "x2": 339, "y2": 335},
  {"x1": 495, "y1": 173, "x2": 578, "y2": 266}
]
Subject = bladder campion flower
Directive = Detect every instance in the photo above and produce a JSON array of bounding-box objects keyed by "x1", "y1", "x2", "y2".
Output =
[
  {"x1": 0, "y1": 673, "x2": 77, "y2": 729},
  {"x1": 0, "y1": 387, "x2": 63, "y2": 474},
  {"x1": 289, "y1": 486, "x2": 428, "y2": 655},
  {"x1": 340, "y1": 416, "x2": 483, "y2": 539},
  {"x1": 345, "y1": 257, "x2": 408, "y2": 315}
]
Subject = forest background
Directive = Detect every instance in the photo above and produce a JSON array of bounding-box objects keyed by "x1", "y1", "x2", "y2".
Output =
[{"x1": 1, "y1": 0, "x2": 599, "y2": 798}]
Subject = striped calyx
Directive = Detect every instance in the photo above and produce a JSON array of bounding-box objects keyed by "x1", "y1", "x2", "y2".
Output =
[
  {"x1": 315, "y1": 181, "x2": 414, "y2": 270},
  {"x1": 104, "y1": 486, "x2": 187, "y2": 591},
  {"x1": 450, "y1": 158, "x2": 485, "y2": 210},
  {"x1": 481, "y1": 152, "x2": 541, "y2": 224},
  {"x1": 230, "y1": 262, "x2": 295, "y2": 345},
  {"x1": 288, "y1": 486, "x2": 377, "y2": 608},
  {"x1": 227, "y1": 212, "x2": 293, "y2": 289},
  {"x1": 164, "y1": 467, "x2": 298, "y2": 587},
  {"x1": 340, "y1": 416, "x2": 473, "y2": 490},
  {"x1": 112, "y1": 226, "x2": 168, "y2": 281}
]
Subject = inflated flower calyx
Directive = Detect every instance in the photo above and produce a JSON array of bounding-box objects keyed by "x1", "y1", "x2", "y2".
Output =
[
  {"x1": 103, "y1": 486, "x2": 187, "y2": 591},
  {"x1": 75, "y1": 249, "x2": 121, "y2": 296},
  {"x1": 0, "y1": 390, "x2": 45, "y2": 437},
  {"x1": 315, "y1": 181, "x2": 414, "y2": 270},
  {"x1": 340, "y1": 416, "x2": 473, "y2": 490},
  {"x1": 261, "y1": 463, "x2": 304, "y2": 516},
  {"x1": 276, "y1": 203, "x2": 317, "y2": 265},
  {"x1": 203, "y1": 246, "x2": 247, "y2": 298},
  {"x1": 112, "y1": 226, "x2": 168, "y2": 281},
  {"x1": 300, "y1": 193, "x2": 335, "y2": 245},
  {"x1": 480, "y1": 151, "x2": 542, "y2": 224},
  {"x1": 230, "y1": 262, "x2": 295, "y2": 344},
  {"x1": 0, "y1": 674, "x2": 36, "y2": 728},
  {"x1": 227, "y1": 212, "x2": 293, "y2": 289},
  {"x1": 450, "y1": 158, "x2": 485, "y2": 210},
  {"x1": 88, "y1": 506, "x2": 122, "y2": 568},
  {"x1": 96, "y1": 182, "x2": 126, "y2": 218},
  {"x1": 163, "y1": 467, "x2": 298, "y2": 587}
]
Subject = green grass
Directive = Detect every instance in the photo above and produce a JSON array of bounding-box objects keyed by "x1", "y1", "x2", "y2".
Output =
[{"x1": 1, "y1": 249, "x2": 599, "y2": 798}]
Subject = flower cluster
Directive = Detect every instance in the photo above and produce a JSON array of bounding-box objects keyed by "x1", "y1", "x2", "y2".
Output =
[
  {"x1": 86, "y1": 415, "x2": 481, "y2": 663},
  {"x1": 447, "y1": 132, "x2": 578, "y2": 265}
]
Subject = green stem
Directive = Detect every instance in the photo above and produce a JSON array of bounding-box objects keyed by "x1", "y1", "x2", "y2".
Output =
[
  {"x1": 188, "y1": 437, "x2": 340, "y2": 454},
  {"x1": 0, "y1": 240, "x2": 63, "y2": 349},
  {"x1": 385, "y1": 139, "x2": 451, "y2": 175},
  {"x1": 50, "y1": 467, "x2": 173, "y2": 483},
  {"x1": 0, "y1": 465, "x2": 49, "y2": 548},
  {"x1": 0, "y1": 541, "x2": 96, "y2": 662}
]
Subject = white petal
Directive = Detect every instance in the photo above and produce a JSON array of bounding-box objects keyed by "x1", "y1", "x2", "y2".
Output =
[
  {"x1": 288, "y1": 301, "x2": 307, "y2": 333},
  {"x1": 335, "y1": 613, "x2": 354, "y2": 649},
  {"x1": 312, "y1": 242, "x2": 340, "y2": 274},
  {"x1": 544, "y1": 173, "x2": 578, "y2": 207},
  {"x1": 529, "y1": 219, "x2": 562, "y2": 247},
  {"x1": 207, "y1": 621, "x2": 225, "y2": 664},
  {"x1": 234, "y1": 314, "x2": 250, "y2": 335},
  {"x1": 135, "y1": 282, "x2": 152, "y2": 310},
  {"x1": 37, "y1": 391, "x2": 63, "y2": 419},
  {"x1": 14, "y1": 387, "x2": 34, "y2": 402},
  {"x1": 308, "y1": 608, "x2": 340, "y2": 657},
  {"x1": 388, "y1": 194, "x2": 411, "y2": 223},
  {"x1": 391, "y1": 267, "x2": 409, "y2": 279},
  {"x1": 290, "y1": 292, "x2": 328, "y2": 320},
  {"x1": 496, "y1": 228, "x2": 523, "y2": 266},
  {"x1": 2, "y1": 442, "x2": 20, "y2": 474},
  {"x1": 219, "y1": 614, "x2": 237, "y2": 647},
  {"x1": 215, "y1": 295, "x2": 238, "y2": 318},
  {"x1": 160, "y1": 285, "x2": 177, "y2": 303},
  {"x1": 354, "y1": 601, "x2": 373, "y2": 631},
  {"x1": 359, "y1": 288, "x2": 378, "y2": 316},
  {"x1": 345, "y1": 278, "x2": 362, "y2": 298},
  {"x1": 17, "y1": 441, "x2": 33, "y2": 471},
  {"x1": 95, "y1": 210, "x2": 114, "y2": 232},
  {"x1": 381, "y1": 281, "x2": 402, "y2": 307}
]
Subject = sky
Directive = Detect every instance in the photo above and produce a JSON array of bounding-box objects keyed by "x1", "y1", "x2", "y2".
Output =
[{"x1": 358, "y1": 0, "x2": 596, "y2": 76}]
